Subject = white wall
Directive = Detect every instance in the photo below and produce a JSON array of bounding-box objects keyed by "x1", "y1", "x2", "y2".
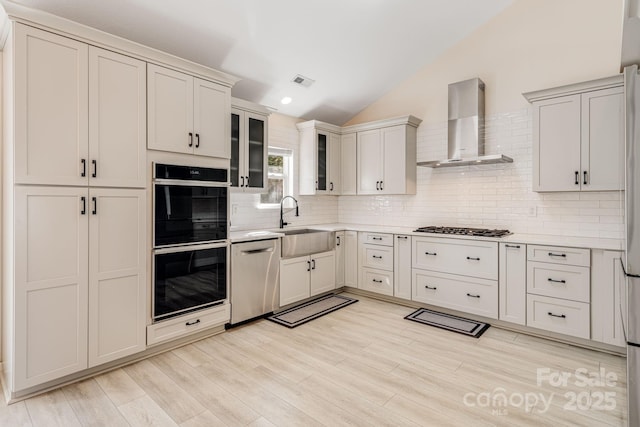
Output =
[{"x1": 337, "y1": 0, "x2": 625, "y2": 239}]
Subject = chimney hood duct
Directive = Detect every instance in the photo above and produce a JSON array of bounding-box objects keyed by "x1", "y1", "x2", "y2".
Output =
[{"x1": 418, "y1": 78, "x2": 513, "y2": 167}]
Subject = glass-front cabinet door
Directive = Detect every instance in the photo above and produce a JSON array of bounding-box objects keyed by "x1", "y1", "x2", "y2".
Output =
[
  {"x1": 230, "y1": 112, "x2": 241, "y2": 187},
  {"x1": 229, "y1": 101, "x2": 269, "y2": 192},
  {"x1": 246, "y1": 115, "x2": 265, "y2": 189},
  {"x1": 316, "y1": 132, "x2": 328, "y2": 192}
]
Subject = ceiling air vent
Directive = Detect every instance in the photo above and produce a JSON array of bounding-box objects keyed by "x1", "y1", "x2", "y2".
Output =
[{"x1": 292, "y1": 74, "x2": 315, "y2": 88}]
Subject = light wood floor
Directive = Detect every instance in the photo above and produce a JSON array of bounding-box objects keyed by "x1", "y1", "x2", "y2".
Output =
[{"x1": 0, "y1": 293, "x2": 628, "y2": 426}]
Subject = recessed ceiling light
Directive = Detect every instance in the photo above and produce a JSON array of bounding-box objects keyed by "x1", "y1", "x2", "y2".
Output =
[{"x1": 281, "y1": 96, "x2": 292, "y2": 105}]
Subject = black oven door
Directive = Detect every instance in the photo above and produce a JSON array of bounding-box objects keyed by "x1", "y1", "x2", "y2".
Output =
[
  {"x1": 153, "y1": 243, "x2": 228, "y2": 321},
  {"x1": 154, "y1": 184, "x2": 227, "y2": 247}
]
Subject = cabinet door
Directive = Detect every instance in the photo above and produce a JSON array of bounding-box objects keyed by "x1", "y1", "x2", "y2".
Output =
[
  {"x1": 357, "y1": 129, "x2": 382, "y2": 194},
  {"x1": 230, "y1": 110, "x2": 242, "y2": 188},
  {"x1": 194, "y1": 77, "x2": 230, "y2": 158},
  {"x1": 89, "y1": 47, "x2": 146, "y2": 188},
  {"x1": 381, "y1": 125, "x2": 407, "y2": 194},
  {"x1": 316, "y1": 132, "x2": 329, "y2": 193},
  {"x1": 14, "y1": 186, "x2": 89, "y2": 390},
  {"x1": 499, "y1": 243, "x2": 526, "y2": 325},
  {"x1": 533, "y1": 95, "x2": 581, "y2": 191},
  {"x1": 245, "y1": 113, "x2": 268, "y2": 190},
  {"x1": 344, "y1": 231, "x2": 358, "y2": 287},
  {"x1": 335, "y1": 232, "x2": 345, "y2": 288},
  {"x1": 310, "y1": 251, "x2": 336, "y2": 296},
  {"x1": 394, "y1": 235, "x2": 411, "y2": 300},
  {"x1": 581, "y1": 87, "x2": 624, "y2": 191},
  {"x1": 88, "y1": 189, "x2": 146, "y2": 367},
  {"x1": 147, "y1": 64, "x2": 193, "y2": 154},
  {"x1": 341, "y1": 133, "x2": 357, "y2": 195},
  {"x1": 280, "y1": 256, "x2": 311, "y2": 306},
  {"x1": 591, "y1": 250, "x2": 625, "y2": 346},
  {"x1": 328, "y1": 133, "x2": 341, "y2": 194},
  {"x1": 14, "y1": 24, "x2": 88, "y2": 186}
]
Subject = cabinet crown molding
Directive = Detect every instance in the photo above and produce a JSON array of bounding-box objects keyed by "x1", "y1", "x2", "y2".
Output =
[
  {"x1": 231, "y1": 97, "x2": 272, "y2": 116},
  {"x1": 523, "y1": 75, "x2": 623, "y2": 103},
  {"x1": 296, "y1": 115, "x2": 423, "y2": 134},
  {"x1": 0, "y1": 1, "x2": 240, "y2": 88}
]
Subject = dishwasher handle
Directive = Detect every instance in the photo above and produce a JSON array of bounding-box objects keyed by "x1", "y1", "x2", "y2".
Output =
[{"x1": 241, "y1": 247, "x2": 274, "y2": 255}]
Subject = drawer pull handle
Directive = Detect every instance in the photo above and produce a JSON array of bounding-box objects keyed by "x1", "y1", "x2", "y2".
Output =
[
  {"x1": 372, "y1": 255, "x2": 383, "y2": 259},
  {"x1": 372, "y1": 279, "x2": 383, "y2": 283},
  {"x1": 307, "y1": 260, "x2": 311, "y2": 272},
  {"x1": 466, "y1": 256, "x2": 481, "y2": 261},
  {"x1": 547, "y1": 312, "x2": 566, "y2": 319},
  {"x1": 548, "y1": 252, "x2": 566, "y2": 258},
  {"x1": 397, "y1": 235, "x2": 409, "y2": 240},
  {"x1": 547, "y1": 278, "x2": 566, "y2": 284},
  {"x1": 425, "y1": 252, "x2": 437, "y2": 256},
  {"x1": 425, "y1": 285, "x2": 437, "y2": 290},
  {"x1": 505, "y1": 244, "x2": 520, "y2": 249},
  {"x1": 372, "y1": 237, "x2": 383, "y2": 241},
  {"x1": 186, "y1": 319, "x2": 201, "y2": 326},
  {"x1": 466, "y1": 293, "x2": 481, "y2": 298}
]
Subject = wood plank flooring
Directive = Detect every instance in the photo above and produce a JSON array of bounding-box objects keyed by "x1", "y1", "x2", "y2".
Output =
[{"x1": 0, "y1": 293, "x2": 628, "y2": 426}]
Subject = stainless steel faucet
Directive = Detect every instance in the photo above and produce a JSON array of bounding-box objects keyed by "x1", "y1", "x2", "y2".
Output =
[{"x1": 279, "y1": 196, "x2": 299, "y2": 228}]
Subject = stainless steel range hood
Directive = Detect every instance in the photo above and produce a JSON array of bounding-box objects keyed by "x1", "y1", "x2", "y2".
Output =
[{"x1": 418, "y1": 78, "x2": 513, "y2": 167}]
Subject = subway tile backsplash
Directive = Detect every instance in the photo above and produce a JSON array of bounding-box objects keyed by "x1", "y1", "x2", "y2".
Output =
[{"x1": 231, "y1": 108, "x2": 624, "y2": 239}]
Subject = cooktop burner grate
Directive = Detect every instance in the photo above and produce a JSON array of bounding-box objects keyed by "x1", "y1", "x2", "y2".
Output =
[{"x1": 413, "y1": 226, "x2": 512, "y2": 238}]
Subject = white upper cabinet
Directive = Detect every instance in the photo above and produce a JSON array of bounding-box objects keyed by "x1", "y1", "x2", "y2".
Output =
[
  {"x1": 340, "y1": 133, "x2": 357, "y2": 195},
  {"x1": 230, "y1": 98, "x2": 270, "y2": 191},
  {"x1": 355, "y1": 121, "x2": 418, "y2": 195},
  {"x1": 14, "y1": 24, "x2": 89, "y2": 186},
  {"x1": 526, "y1": 76, "x2": 624, "y2": 192},
  {"x1": 13, "y1": 25, "x2": 147, "y2": 188},
  {"x1": 298, "y1": 121, "x2": 342, "y2": 195},
  {"x1": 89, "y1": 47, "x2": 146, "y2": 188},
  {"x1": 148, "y1": 63, "x2": 230, "y2": 159}
]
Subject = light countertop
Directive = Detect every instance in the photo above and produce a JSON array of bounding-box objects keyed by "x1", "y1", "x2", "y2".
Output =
[{"x1": 230, "y1": 223, "x2": 624, "y2": 251}]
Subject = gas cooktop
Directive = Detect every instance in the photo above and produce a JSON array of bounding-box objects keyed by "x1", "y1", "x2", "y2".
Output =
[{"x1": 413, "y1": 226, "x2": 512, "y2": 238}]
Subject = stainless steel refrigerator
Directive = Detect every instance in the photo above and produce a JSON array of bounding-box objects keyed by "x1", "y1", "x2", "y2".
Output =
[{"x1": 622, "y1": 3, "x2": 640, "y2": 425}]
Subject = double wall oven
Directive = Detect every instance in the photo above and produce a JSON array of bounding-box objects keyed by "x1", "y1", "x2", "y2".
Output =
[{"x1": 153, "y1": 163, "x2": 229, "y2": 322}]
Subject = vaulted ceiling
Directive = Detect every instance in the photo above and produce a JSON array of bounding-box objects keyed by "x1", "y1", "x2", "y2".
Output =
[{"x1": 7, "y1": 0, "x2": 514, "y2": 125}]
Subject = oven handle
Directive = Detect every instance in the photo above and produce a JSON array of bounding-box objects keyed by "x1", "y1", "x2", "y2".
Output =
[
  {"x1": 153, "y1": 241, "x2": 229, "y2": 255},
  {"x1": 153, "y1": 178, "x2": 231, "y2": 187}
]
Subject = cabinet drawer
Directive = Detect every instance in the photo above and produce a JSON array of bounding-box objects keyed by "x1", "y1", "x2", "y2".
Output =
[
  {"x1": 412, "y1": 237, "x2": 498, "y2": 280},
  {"x1": 360, "y1": 244, "x2": 393, "y2": 271},
  {"x1": 359, "y1": 268, "x2": 393, "y2": 296},
  {"x1": 412, "y1": 270, "x2": 498, "y2": 319},
  {"x1": 359, "y1": 232, "x2": 393, "y2": 247},
  {"x1": 527, "y1": 245, "x2": 590, "y2": 267},
  {"x1": 527, "y1": 295, "x2": 590, "y2": 339},
  {"x1": 527, "y1": 262, "x2": 590, "y2": 302},
  {"x1": 147, "y1": 304, "x2": 230, "y2": 346}
]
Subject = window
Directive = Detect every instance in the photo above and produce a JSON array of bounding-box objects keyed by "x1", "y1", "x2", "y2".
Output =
[{"x1": 260, "y1": 147, "x2": 293, "y2": 206}]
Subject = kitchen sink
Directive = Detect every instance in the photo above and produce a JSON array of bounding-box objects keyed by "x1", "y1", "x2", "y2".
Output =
[{"x1": 281, "y1": 229, "x2": 335, "y2": 258}]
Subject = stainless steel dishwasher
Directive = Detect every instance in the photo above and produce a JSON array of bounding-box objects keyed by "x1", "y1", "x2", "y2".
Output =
[{"x1": 230, "y1": 238, "x2": 280, "y2": 325}]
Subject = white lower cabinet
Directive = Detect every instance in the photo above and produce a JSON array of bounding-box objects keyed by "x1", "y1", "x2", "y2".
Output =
[
  {"x1": 280, "y1": 251, "x2": 335, "y2": 306},
  {"x1": 335, "y1": 232, "x2": 345, "y2": 288},
  {"x1": 525, "y1": 244, "x2": 590, "y2": 339},
  {"x1": 527, "y1": 294, "x2": 590, "y2": 339},
  {"x1": 344, "y1": 231, "x2": 358, "y2": 288},
  {"x1": 13, "y1": 186, "x2": 146, "y2": 391},
  {"x1": 394, "y1": 235, "x2": 412, "y2": 299},
  {"x1": 147, "y1": 304, "x2": 230, "y2": 346},
  {"x1": 358, "y1": 232, "x2": 394, "y2": 296},
  {"x1": 499, "y1": 243, "x2": 527, "y2": 325},
  {"x1": 591, "y1": 250, "x2": 625, "y2": 347},
  {"x1": 412, "y1": 270, "x2": 498, "y2": 319}
]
